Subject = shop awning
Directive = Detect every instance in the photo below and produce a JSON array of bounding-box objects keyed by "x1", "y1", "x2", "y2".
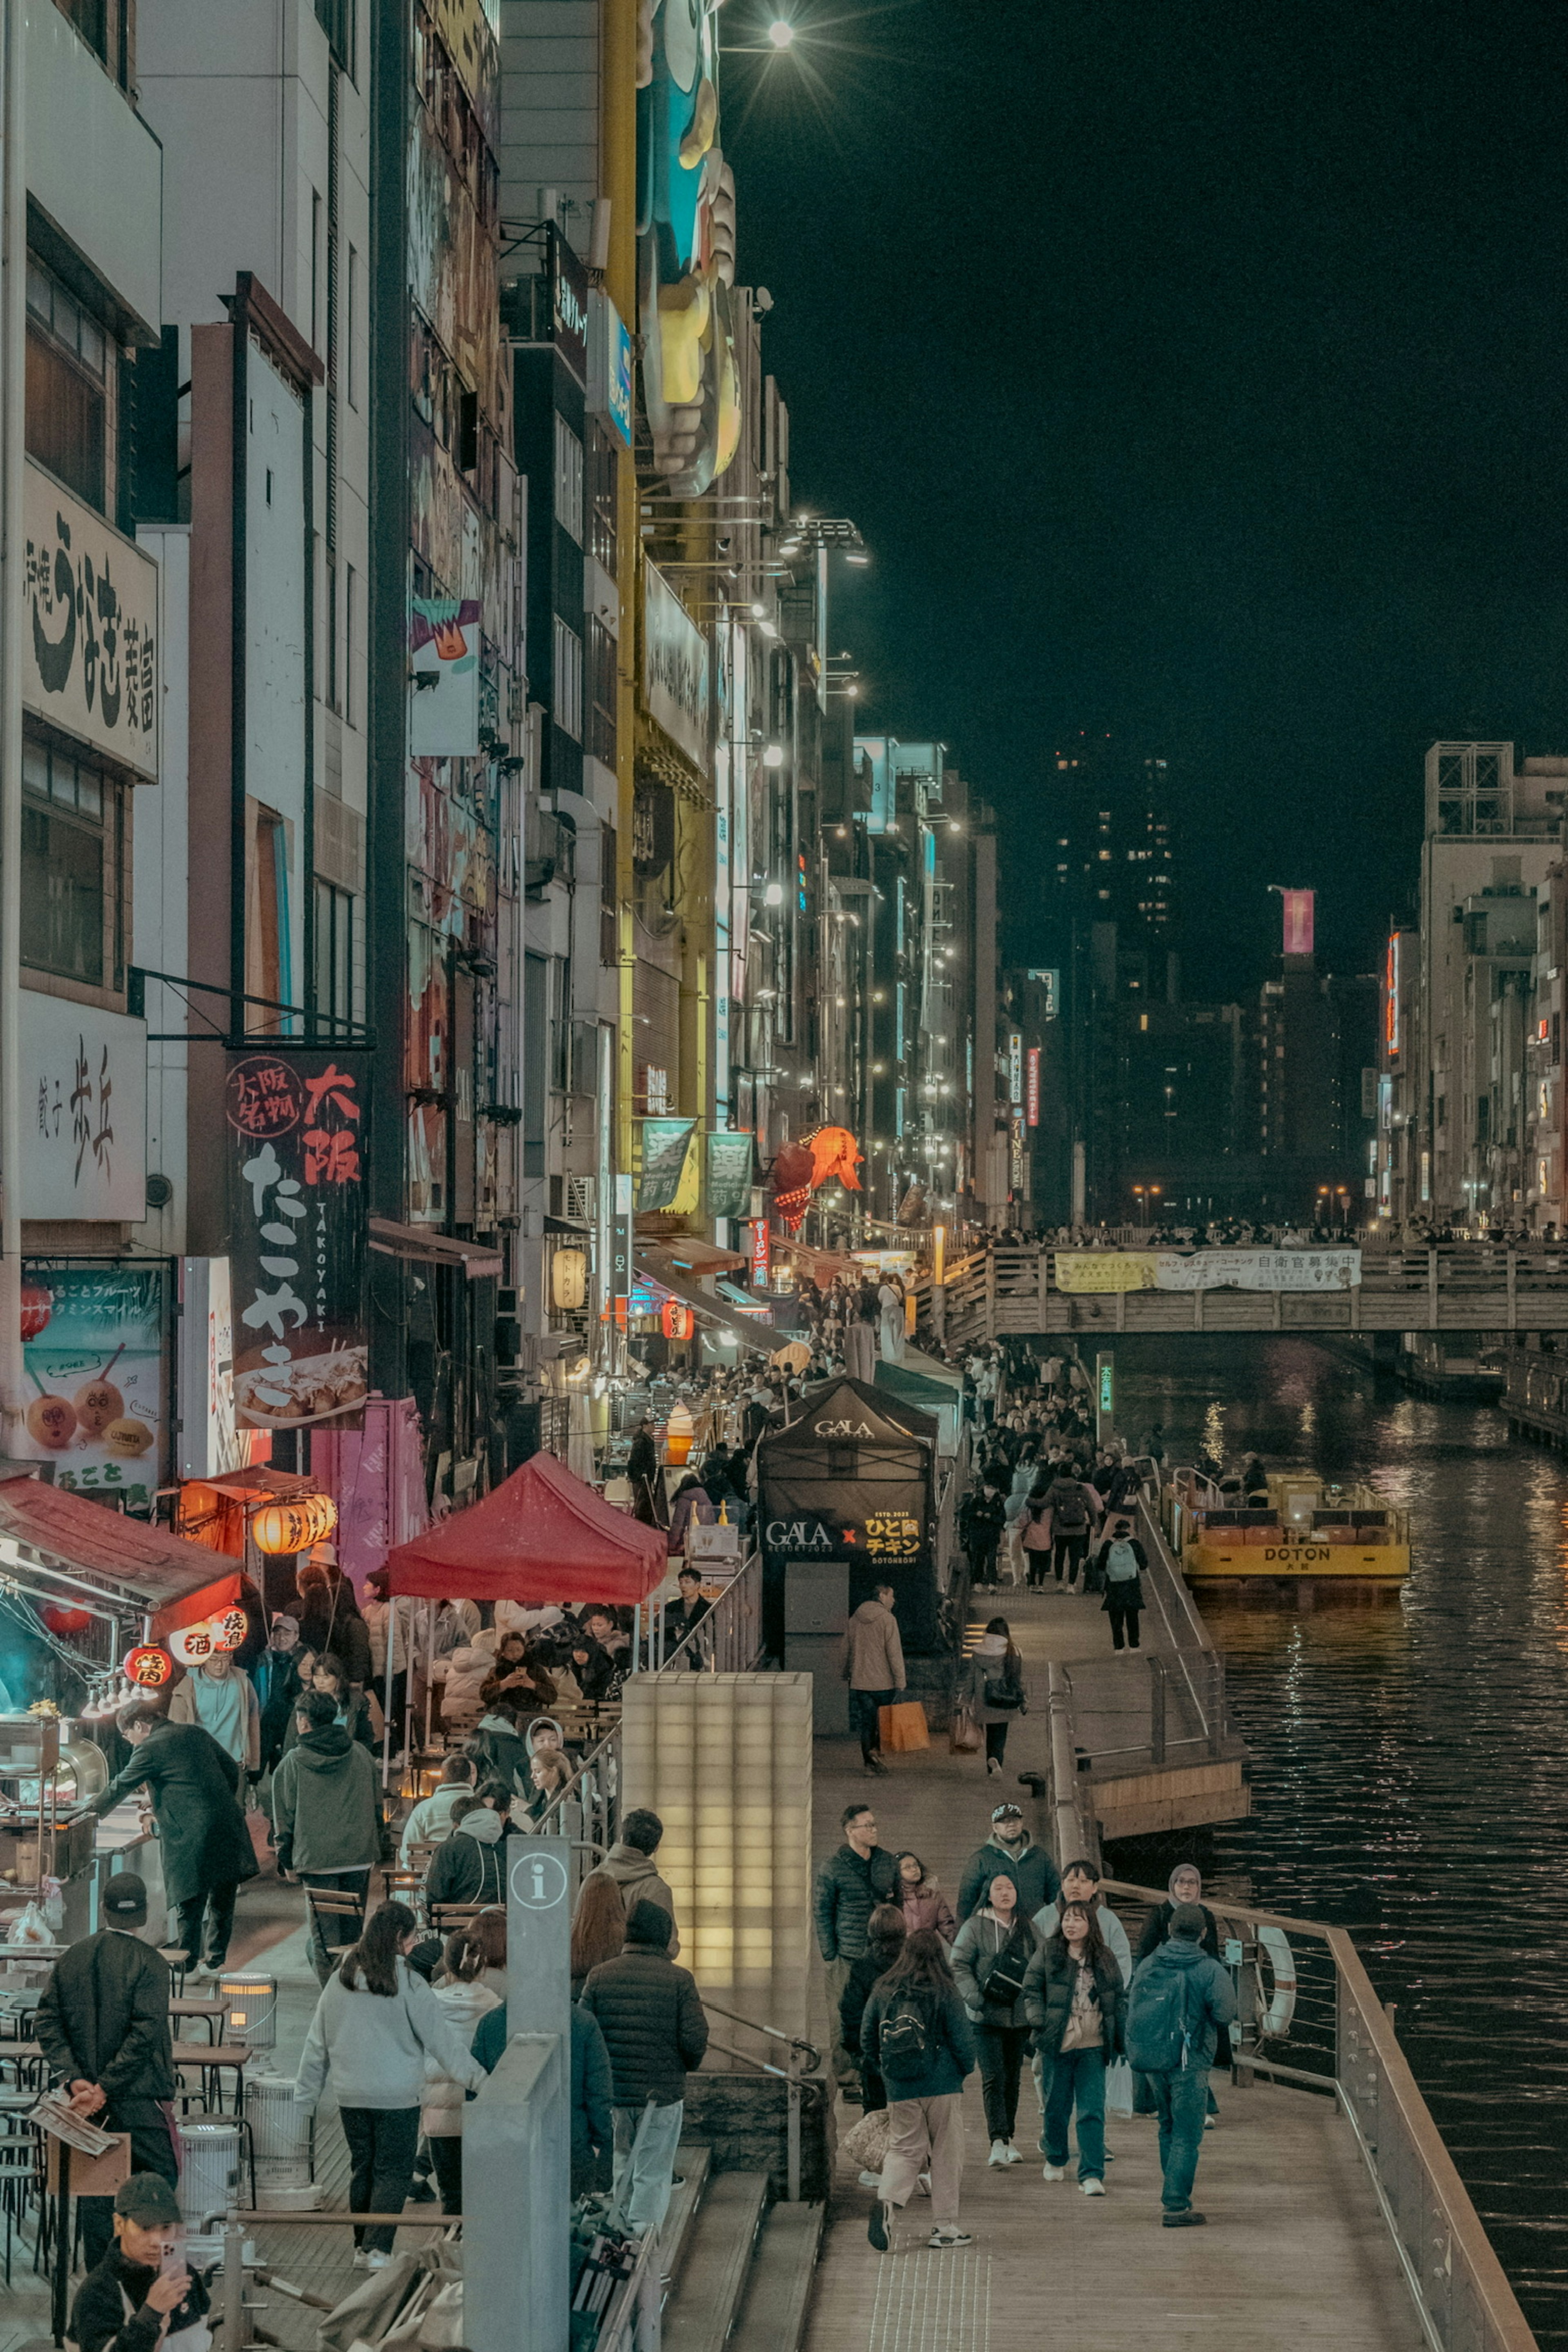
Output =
[
  {"x1": 175, "y1": 1466, "x2": 323, "y2": 1560},
  {"x1": 0, "y1": 1473, "x2": 242, "y2": 1636},
  {"x1": 383, "y1": 1450, "x2": 667, "y2": 1607},
  {"x1": 641, "y1": 1240, "x2": 748, "y2": 1278},
  {"x1": 368, "y1": 1218, "x2": 503, "y2": 1279},
  {"x1": 633, "y1": 1253, "x2": 776, "y2": 1356}
]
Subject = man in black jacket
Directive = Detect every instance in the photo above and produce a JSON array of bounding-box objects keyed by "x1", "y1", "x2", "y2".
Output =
[
  {"x1": 91, "y1": 1702, "x2": 258, "y2": 1975},
  {"x1": 69, "y1": 2171, "x2": 209, "y2": 2352},
  {"x1": 812, "y1": 1803, "x2": 898, "y2": 2096},
  {"x1": 36, "y1": 1874, "x2": 179, "y2": 2268},
  {"x1": 423, "y1": 1784, "x2": 511, "y2": 1910},
  {"x1": 578, "y1": 1900, "x2": 708, "y2": 2237}
]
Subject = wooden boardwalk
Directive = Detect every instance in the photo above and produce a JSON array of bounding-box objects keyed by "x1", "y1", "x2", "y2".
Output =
[{"x1": 802, "y1": 1621, "x2": 1424, "y2": 2352}]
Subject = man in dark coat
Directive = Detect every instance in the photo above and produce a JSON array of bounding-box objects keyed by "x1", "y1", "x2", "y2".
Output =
[
  {"x1": 813, "y1": 1802, "x2": 898, "y2": 2094},
  {"x1": 35, "y1": 1874, "x2": 179, "y2": 2268},
  {"x1": 69, "y1": 2172, "x2": 210, "y2": 2352},
  {"x1": 474, "y1": 2001, "x2": 614, "y2": 2202},
  {"x1": 578, "y1": 1900, "x2": 708, "y2": 2237},
  {"x1": 91, "y1": 1701, "x2": 258, "y2": 1974}
]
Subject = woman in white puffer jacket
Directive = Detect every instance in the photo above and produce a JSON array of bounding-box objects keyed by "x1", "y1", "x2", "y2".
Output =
[
  {"x1": 439, "y1": 1644, "x2": 492, "y2": 1731},
  {"x1": 421, "y1": 1926, "x2": 503, "y2": 2213}
]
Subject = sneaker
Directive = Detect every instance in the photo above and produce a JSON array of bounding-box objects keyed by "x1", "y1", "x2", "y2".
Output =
[
  {"x1": 1204, "y1": 2114, "x2": 1217, "y2": 2130},
  {"x1": 1080, "y1": 2178, "x2": 1106, "y2": 2197},
  {"x1": 406, "y1": 2177, "x2": 437, "y2": 2205},
  {"x1": 1000, "y1": 2142, "x2": 1022, "y2": 2165},
  {"x1": 365, "y1": 2250, "x2": 392, "y2": 2270},
  {"x1": 987, "y1": 2139, "x2": 1008, "y2": 2167},
  {"x1": 1162, "y1": 2209, "x2": 1206, "y2": 2228},
  {"x1": 867, "y1": 2203, "x2": 889, "y2": 2254},
  {"x1": 1041, "y1": 2163, "x2": 1067, "y2": 2181},
  {"x1": 858, "y1": 2171, "x2": 882, "y2": 2189},
  {"x1": 927, "y1": 2228, "x2": 973, "y2": 2248},
  {"x1": 351, "y1": 2251, "x2": 372, "y2": 2270},
  {"x1": 866, "y1": 1754, "x2": 889, "y2": 1776},
  {"x1": 987, "y1": 1757, "x2": 1002, "y2": 1776}
]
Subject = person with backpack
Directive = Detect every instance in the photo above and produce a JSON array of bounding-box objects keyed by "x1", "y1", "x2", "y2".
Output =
[
  {"x1": 1025, "y1": 1899, "x2": 1127, "y2": 2195},
  {"x1": 838, "y1": 1904, "x2": 908, "y2": 2131},
  {"x1": 423, "y1": 1782, "x2": 512, "y2": 1911},
  {"x1": 860, "y1": 1930, "x2": 977, "y2": 2253},
  {"x1": 950, "y1": 1873, "x2": 1038, "y2": 2167},
  {"x1": 1092, "y1": 1517, "x2": 1148, "y2": 1648},
  {"x1": 1019, "y1": 1482, "x2": 1056, "y2": 1591},
  {"x1": 1124, "y1": 1902, "x2": 1237, "y2": 2226},
  {"x1": 962, "y1": 1618, "x2": 1027, "y2": 1775},
  {"x1": 814, "y1": 1804, "x2": 900, "y2": 2094},
  {"x1": 1043, "y1": 1466, "x2": 1101, "y2": 1590},
  {"x1": 956, "y1": 1801, "x2": 1060, "y2": 1923},
  {"x1": 962, "y1": 1477, "x2": 1007, "y2": 1591}
]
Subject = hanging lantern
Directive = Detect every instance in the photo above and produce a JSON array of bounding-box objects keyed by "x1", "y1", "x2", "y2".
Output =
[
  {"x1": 252, "y1": 1493, "x2": 339, "y2": 1556},
  {"x1": 661, "y1": 1300, "x2": 694, "y2": 1341},
  {"x1": 20, "y1": 1284, "x2": 52, "y2": 1341},
  {"x1": 40, "y1": 1603, "x2": 91, "y2": 1636},
  {"x1": 551, "y1": 1248, "x2": 588, "y2": 1310},
  {"x1": 169, "y1": 1608, "x2": 247, "y2": 1667},
  {"x1": 123, "y1": 1644, "x2": 173, "y2": 1690}
]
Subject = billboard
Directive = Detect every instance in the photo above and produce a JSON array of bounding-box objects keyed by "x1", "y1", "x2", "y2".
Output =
[
  {"x1": 24, "y1": 462, "x2": 160, "y2": 781},
  {"x1": 643, "y1": 562, "x2": 710, "y2": 775},
  {"x1": 20, "y1": 1261, "x2": 169, "y2": 1508},
  {"x1": 1281, "y1": 888, "x2": 1315, "y2": 958},
  {"x1": 1025, "y1": 1047, "x2": 1040, "y2": 1127},
  {"x1": 1385, "y1": 933, "x2": 1401, "y2": 1059},
  {"x1": 20, "y1": 993, "x2": 147, "y2": 1223},
  {"x1": 225, "y1": 1052, "x2": 369, "y2": 1430}
]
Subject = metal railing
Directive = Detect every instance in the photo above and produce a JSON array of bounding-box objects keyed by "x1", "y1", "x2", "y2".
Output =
[
  {"x1": 700, "y1": 2000, "x2": 822, "y2": 2203},
  {"x1": 1099, "y1": 1878, "x2": 1538, "y2": 2352}
]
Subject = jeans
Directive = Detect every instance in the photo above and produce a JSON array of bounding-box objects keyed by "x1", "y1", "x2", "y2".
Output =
[
  {"x1": 850, "y1": 1686, "x2": 895, "y2": 1764},
  {"x1": 170, "y1": 1880, "x2": 240, "y2": 1971},
  {"x1": 611, "y1": 2098, "x2": 684, "y2": 2236},
  {"x1": 1106, "y1": 1599, "x2": 1142, "y2": 1650},
  {"x1": 969, "y1": 1539, "x2": 999, "y2": 1588},
  {"x1": 339, "y1": 2105, "x2": 421, "y2": 2251},
  {"x1": 975, "y1": 2022, "x2": 1030, "y2": 2141},
  {"x1": 1043, "y1": 2045, "x2": 1107, "y2": 2179},
  {"x1": 1149, "y1": 2063, "x2": 1210, "y2": 2210},
  {"x1": 984, "y1": 1722, "x2": 1009, "y2": 1764},
  {"x1": 428, "y1": 2134, "x2": 463, "y2": 2215},
  {"x1": 300, "y1": 1868, "x2": 371, "y2": 1982}
]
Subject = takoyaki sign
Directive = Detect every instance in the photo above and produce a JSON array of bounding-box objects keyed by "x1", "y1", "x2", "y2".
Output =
[{"x1": 226, "y1": 1051, "x2": 369, "y2": 1431}]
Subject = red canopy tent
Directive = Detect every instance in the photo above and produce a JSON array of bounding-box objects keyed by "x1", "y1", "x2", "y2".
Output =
[{"x1": 382, "y1": 1450, "x2": 667, "y2": 1607}]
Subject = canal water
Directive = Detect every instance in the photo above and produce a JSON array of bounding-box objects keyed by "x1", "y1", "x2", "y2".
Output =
[{"x1": 1112, "y1": 1335, "x2": 1568, "y2": 2345}]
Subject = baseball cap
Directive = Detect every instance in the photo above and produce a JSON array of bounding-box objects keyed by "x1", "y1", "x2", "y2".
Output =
[
  {"x1": 102, "y1": 1873, "x2": 148, "y2": 1926},
  {"x1": 115, "y1": 2174, "x2": 181, "y2": 2226},
  {"x1": 991, "y1": 1802, "x2": 1024, "y2": 1824},
  {"x1": 1169, "y1": 1902, "x2": 1207, "y2": 1940}
]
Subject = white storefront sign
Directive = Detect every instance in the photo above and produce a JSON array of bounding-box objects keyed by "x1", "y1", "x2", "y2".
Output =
[
  {"x1": 643, "y1": 560, "x2": 710, "y2": 776},
  {"x1": 23, "y1": 461, "x2": 160, "y2": 780},
  {"x1": 178, "y1": 1256, "x2": 246, "y2": 1480},
  {"x1": 20, "y1": 991, "x2": 147, "y2": 1221}
]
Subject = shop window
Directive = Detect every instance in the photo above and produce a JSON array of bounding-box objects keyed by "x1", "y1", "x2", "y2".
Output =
[
  {"x1": 21, "y1": 736, "x2": 120, "y2": 988},
  {"x1": 554, "y1": 415, "x2": 584, "y2": 546},
  {"x1": 553, "y1": 617, "x2": 583, "y2": 743},
  {"x1": 26, "y1": 255, "x2": 109, "y2": 513}
]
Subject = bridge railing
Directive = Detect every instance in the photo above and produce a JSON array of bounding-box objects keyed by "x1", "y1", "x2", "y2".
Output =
[{"x1": 1100, "y1": 1876, "x2": 1538, "y2": 2352}]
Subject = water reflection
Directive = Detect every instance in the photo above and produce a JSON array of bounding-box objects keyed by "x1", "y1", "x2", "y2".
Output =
[{"x1": 1113, "y1": 1336, "x2": 1568, "y2": 2342}]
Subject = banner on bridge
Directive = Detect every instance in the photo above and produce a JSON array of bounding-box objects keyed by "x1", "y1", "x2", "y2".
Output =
[{"x1": 1054, "y1": 1248, "x2": 1361, "y2": 1294}]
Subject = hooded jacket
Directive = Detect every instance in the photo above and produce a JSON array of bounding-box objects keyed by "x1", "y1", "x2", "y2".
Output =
[
  {"x1": 271, "y1": 1724, "x2": 380, "y2": 1875},
  {"x1": 957, "y1": 1830, "x2": 1060, "y2": 1923},
  {"x1": 963, "y1": 1634, "x2": 1026, "y2": 1727},
  {"x1": 581, "y1": 1841, "x2": 680, "y2": 1955},
  {"x1": 841, "y1": 1598, "x2": 905, "y2": 1693},
  {"x1": 425, "y1": 1808, "x2": 509, "y2": 1909},
  {"x1": 466, "y1": 1713, "x2": 532, "y2": 1795},
  {"x1": 168, "y1": 1664, "x2": 261, "y2": 1774},
  {"x1": 578, "y1": 1903, "x2": 708, "y2": 2107},
  {"x1": 419, "y1": 1977, "x2": 503, "y2": 2134},
  {"x1": 1126, "y1": 1934, "x2": 1237, "y2": 2068},
  {"x1": 440, "y1": 1646, "x2": 494, "y2": 1726}
]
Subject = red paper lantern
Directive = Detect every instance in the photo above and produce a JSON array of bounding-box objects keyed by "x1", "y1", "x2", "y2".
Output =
[
  {"x1": 20, "y1": 1284, "x2": 51, "y2": 1341},
  {"x1": 124, "y1": 1644, "x2": 173, "y2": 1689},
  {"x1": 661, "y1": 1300, "x2": 694, "y2": 1341},
  {"x1": 41, "y1": 1604, "x2": 91, "y2": 1635}
]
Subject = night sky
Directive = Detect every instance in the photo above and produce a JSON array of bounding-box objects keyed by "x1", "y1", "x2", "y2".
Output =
[{"x1": 727, "y1": 0, "x2": 1568, "y2": 999}]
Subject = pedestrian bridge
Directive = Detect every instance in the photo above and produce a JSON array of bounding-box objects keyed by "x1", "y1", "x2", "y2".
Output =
[{"x1": 920, "y1": 1240, "x2": 1568, "y2": 1345}]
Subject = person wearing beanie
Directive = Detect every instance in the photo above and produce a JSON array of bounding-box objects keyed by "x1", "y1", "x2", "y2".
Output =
[
  {"x1": 1125, "y1": 1900, "x2": 1237, "y2": 2226},
  {"x1": 423, "y1": 1782, "x2": 512, "y2": 1910},
  {"x1": 577, "y1": 1898, "x2": 708, "y2": 2237},
  {"x1": 35, "y1": 1879, "x2": 178, "y2": 2269},
  {"x1": 69, "y1": 2173, "x2": 210, "y2": 2352}
]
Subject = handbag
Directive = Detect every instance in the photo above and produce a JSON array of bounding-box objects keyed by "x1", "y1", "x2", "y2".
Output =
[
  {"x1": 1105, "y1": 2058, "x2": 1135, "y2": 2119},
  {"x1": 949, "y1": 1705, "x2": 981, "y2": 1755},
  {"x1": 879, "y1": 1699, "x2": 929, "y2": 1753},
  {"x1": 983, "y1": 1676, "x2": 1023, "y2": 1711},
  {"x1": 979, "y1": 1924, "x2": 1033, "y2": 2007},
  {"x1": 840, "y1": 2104, "x2": 895, "y2": 2174}
]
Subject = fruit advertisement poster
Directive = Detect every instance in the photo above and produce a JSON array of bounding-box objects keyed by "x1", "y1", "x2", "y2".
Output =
[{"x1": 20, "y1": 1261, "x2": 169, "y2": 1510}]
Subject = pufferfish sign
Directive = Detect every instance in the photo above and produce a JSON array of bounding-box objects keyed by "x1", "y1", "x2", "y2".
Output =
[
  {"x1": 769, "y1": 1127, "x2": 864, "y2": 1234},
  {"x1": 637, "y1": 0, "x2": 741, "y2": 496}
]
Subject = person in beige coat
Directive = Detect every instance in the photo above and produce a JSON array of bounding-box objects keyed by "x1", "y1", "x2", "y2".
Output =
[
  {"x1": 842, "y1": 1584, "x2": 906, "y2": 1776},
  {"x1": 168, "y1": 1654, "x2": 261, "y2": 1779}
]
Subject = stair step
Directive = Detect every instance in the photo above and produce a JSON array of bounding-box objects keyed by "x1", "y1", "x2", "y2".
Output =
[
  {"x1": 659, "y1": 2171, "x2": 768, "y2": 2352},
  {"x1": 730, "y1": 2199, "x2": 825, "y2": 2352},
  {"x1": 659, "y1": 2142, "x2": 712, "y2": 2285}
]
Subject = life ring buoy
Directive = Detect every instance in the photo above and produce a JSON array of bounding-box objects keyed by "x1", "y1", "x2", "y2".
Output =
[{"x1": 1256, "y1": 1923, "x2": 1297, "y2": 2037}]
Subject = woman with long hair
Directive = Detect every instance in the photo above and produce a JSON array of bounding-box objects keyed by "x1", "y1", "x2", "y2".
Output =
[
  {"x1": 1023, "y1": 1899, "x2": 1127, "y2": 2196},
  {"x1": 471, "y1": 1906, "x2": 508, "y2": 1998},
  {"x1": 421, "y1": 1926, "x2": 503, "y2": 2213},
  {"x1": 950, "y1": 1871, "x2": 1038, "y2": 2167},
  {"x1": 860, "y1": 1929, "x2": 977, "y2": 2254},
  {"x1": 570, "y1": 1871, "x2": 628, "y2": 1998},
  {"x1": 294, "y1": 1901, "x2": 485, "y2": 2266},
  {"x1": 892, "y1": 1852, "x2": 956, "y2": 1943},
  {"x1": 838, "y1": 1904, "x2": 907, "y2": 2137},
  {"x1": 964, "y1": 1617, "x2": 1027, "y2": 1776}
]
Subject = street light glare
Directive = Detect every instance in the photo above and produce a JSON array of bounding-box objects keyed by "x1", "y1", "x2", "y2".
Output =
[{"x1": 768, "y1": 19, "x2": 795, "y2": 48}]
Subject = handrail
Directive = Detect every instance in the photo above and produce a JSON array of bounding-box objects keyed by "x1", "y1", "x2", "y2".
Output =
[
  {"x1": 1100, "y1": 1876, "x2": 1537, "y2": 2352},
  {"x1": 697, "y1": 1997, "x2": 818, "y2": 2203},
  {"x1": 701, "y1": 1997, "x2": 822, "y2": 2073}
]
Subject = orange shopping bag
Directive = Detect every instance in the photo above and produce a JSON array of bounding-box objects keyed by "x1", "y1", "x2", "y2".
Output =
[{"x1": 879, "y1": 1699, "x2": 929, "y2": 1753}]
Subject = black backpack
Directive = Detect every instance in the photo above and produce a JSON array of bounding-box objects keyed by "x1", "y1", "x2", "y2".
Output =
[
  {"x1": 879, "y1": 1991, "x2": 931, "y2": 2069},
  {"x1": 1053, "y1": 1483, "x2": 1089, "y2": 1532}
]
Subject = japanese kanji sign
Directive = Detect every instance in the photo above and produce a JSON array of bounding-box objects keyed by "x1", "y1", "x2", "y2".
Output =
[
  {"x1": 19, "y1": 993, "x2": 147, "y2": 1221},
  {"x1": 226, "y1": 1051, "x2": 369, "y2": 1430},
  {"x1": 20, "y1": 1260, "x2": 169, "y2": 1507},
  {"x1": 24, "y1": 462, "x2": 160, "y2": 781}
]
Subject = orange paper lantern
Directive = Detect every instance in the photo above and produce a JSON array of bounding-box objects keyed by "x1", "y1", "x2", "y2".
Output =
[{"x1": 252, "y1": 1492, "x2": 338, "y2": 1556}]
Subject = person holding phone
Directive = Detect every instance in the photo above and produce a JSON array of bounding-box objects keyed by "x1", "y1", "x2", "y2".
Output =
[{"x1": 69, "y1": 2173, "x2": 211, "y2": 2352}]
